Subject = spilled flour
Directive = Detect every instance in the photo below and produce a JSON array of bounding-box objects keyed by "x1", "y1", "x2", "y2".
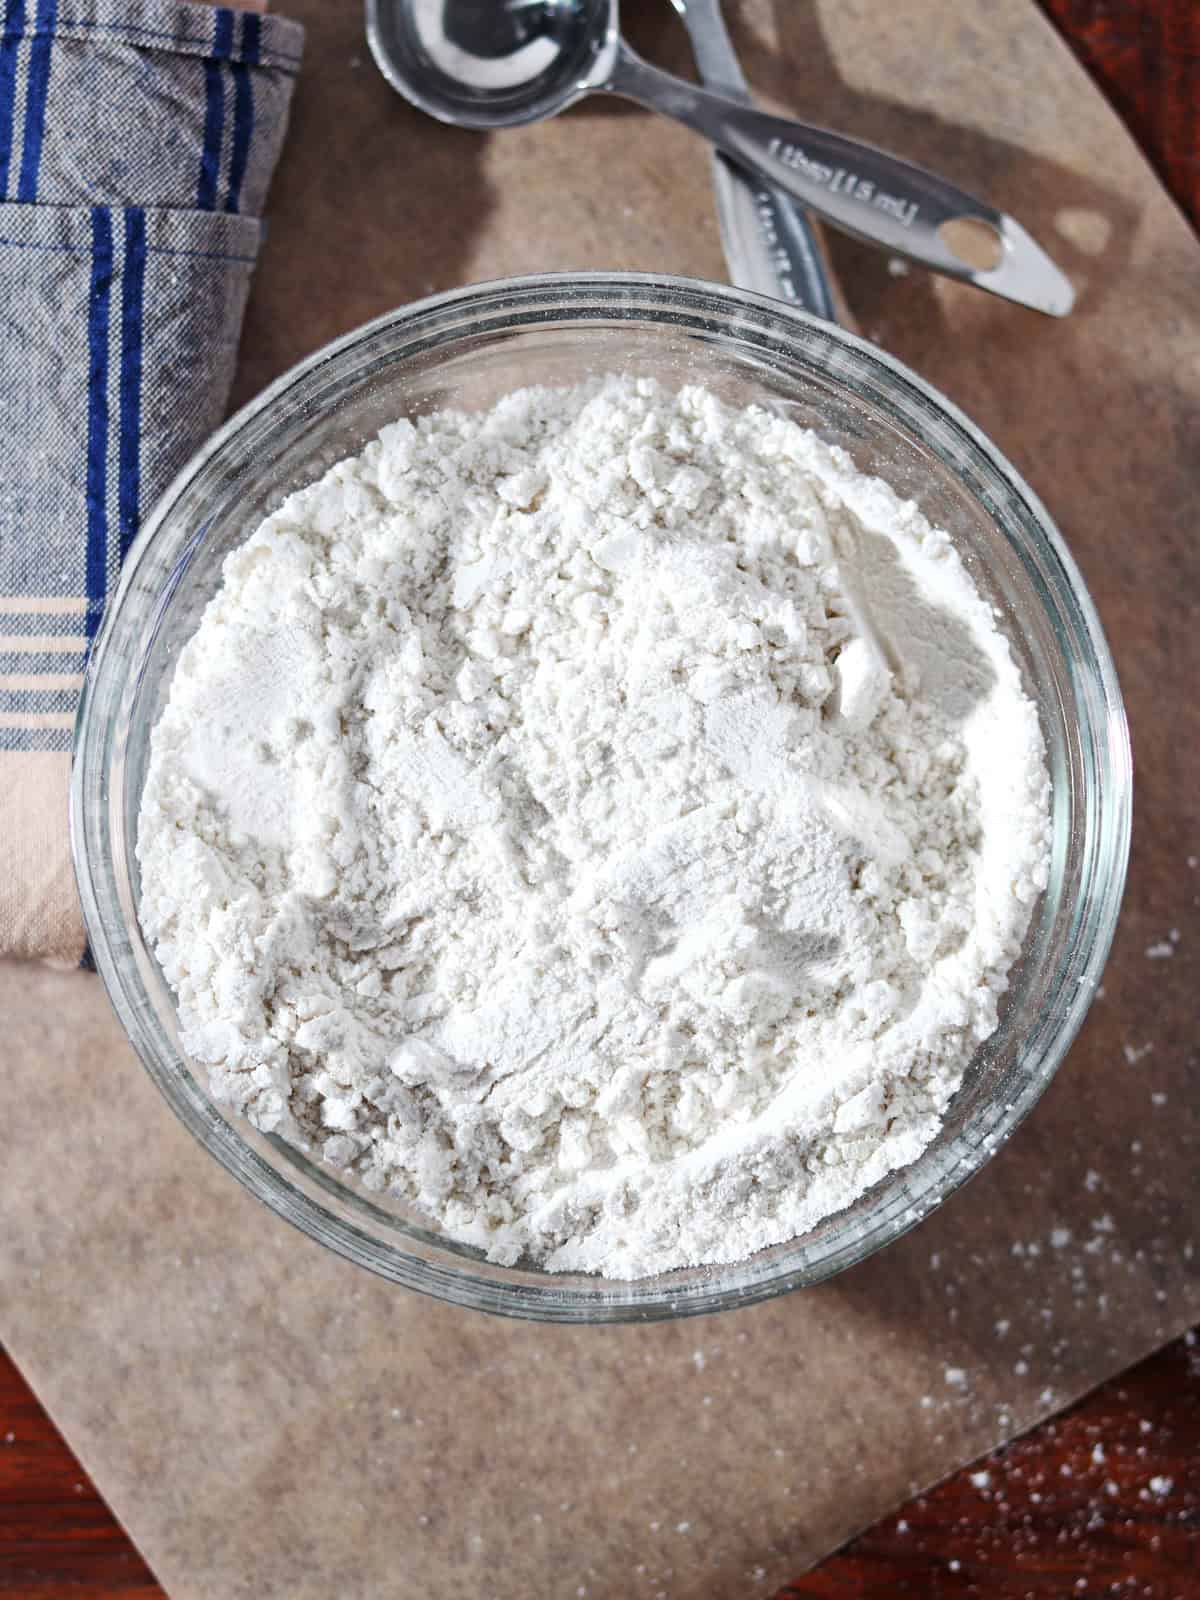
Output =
[{"x1": 137, "y1": 377, "x2": 1050, "y2": 1277}]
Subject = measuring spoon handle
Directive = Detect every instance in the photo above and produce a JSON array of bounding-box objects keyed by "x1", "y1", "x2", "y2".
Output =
[
  {"x1": 673, "y1": 0, "x2": 838, "y2": 319},
  {"x1": 608, "y1": 44, "x2": 1073, "y2": 317},
  {"x1": 708, "y1": 156, "x2": 841, "y2": 319}
]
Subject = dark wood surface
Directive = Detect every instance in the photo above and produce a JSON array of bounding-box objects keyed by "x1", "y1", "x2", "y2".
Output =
[
  {"x1": 1041, "y1": 0, "x2": 1200, "y2": 224},
  {"x1": 3, "y1": 0, "x2": 1198, "y2": 1593}
]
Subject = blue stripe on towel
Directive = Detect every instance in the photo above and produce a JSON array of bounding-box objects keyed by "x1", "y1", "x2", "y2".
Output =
[
  {"x1": 197, "y1": 7, "x2": 234, "y2": 210},
  {"x1": 0, "y1": 0, "x2": 25, "y2": 198},
  {"x1": 85, "y1": 206, "x2": 112, "y2": 641},
  {"x1": 16, "y1": 0, "x2": 55, "y2": 200},
  {"x1": 0, "y1": 649, "x2": 88, "y2": 673},
  {"x1": 0, "y1": 685, "x2": 79, "y2": 714},
  {"x1": 0, "y1": 724, "x2": 73, "y2": 753},
  {"x1": 118, "y1": 207, "x2": 146, "y2": 561},
  {"x1": 0, "y1": 610, "x2": 87, "y2": 637},
  {"x1": 241, "y1": 12, "x2": 261, "y2": 66},
  {"x1": 225, "y1": 12, "x2": 258, "y2": 213}
]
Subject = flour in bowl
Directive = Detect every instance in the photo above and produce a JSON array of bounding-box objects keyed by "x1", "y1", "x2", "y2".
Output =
[{"x1": 136, "y1": 377, "x2": 1050, "y2": 1278}]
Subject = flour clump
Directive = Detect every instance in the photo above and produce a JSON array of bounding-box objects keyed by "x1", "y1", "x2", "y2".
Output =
[{"x1": 137, "y1": 377, "x2": 1050, "y2": 1277}]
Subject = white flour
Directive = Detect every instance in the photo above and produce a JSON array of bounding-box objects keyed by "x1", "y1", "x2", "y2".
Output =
[{"x1": 137, "y1": 377, "x2": 1050, "y2": 1278}]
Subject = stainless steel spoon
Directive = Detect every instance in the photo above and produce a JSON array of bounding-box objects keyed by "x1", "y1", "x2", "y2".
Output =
[
  {"x1": 667, "y1": 0, "x2": 839, "y2": 322},
  {"x1": 367, "y1": 0, "x2": 1074, "y2": 316}
]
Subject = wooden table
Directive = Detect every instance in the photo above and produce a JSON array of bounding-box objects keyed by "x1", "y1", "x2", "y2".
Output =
[{"x1": 3, "y1": 0, "x2": 1197, "y2": 1592}]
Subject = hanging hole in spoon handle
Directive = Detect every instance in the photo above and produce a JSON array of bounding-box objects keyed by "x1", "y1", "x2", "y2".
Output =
[
  {"x1": 938, "y1": 215, "x2": 1005, "y2": 272},
  {"x1": 606, "y1": 45, "x2": 1075, "y2": 317}
]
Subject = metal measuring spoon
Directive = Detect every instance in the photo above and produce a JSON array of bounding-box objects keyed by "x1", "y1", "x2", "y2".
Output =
[
  {"x1": 367, "y1": 0, "x2": 1074, "y2": 317},
  {"x1": 667, "y1": 0, "x2": 839, "y2": 323}
]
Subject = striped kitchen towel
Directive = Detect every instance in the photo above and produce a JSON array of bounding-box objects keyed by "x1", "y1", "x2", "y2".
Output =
[
  {"x1": 0, "y1": 0, "x2": 303, "y2": 962},
  {"x1": 0, "y1": 0, "x2": 301, "y2": 211}
]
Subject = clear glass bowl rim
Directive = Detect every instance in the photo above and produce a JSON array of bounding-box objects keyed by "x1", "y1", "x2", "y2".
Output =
[{"x1": 71, "y1": 271, "x2": 1132, "y2": 1323}]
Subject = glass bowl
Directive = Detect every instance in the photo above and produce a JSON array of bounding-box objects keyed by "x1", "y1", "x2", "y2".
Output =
[{"x1": 71, "y1": 273, "x2": 1131, "y2": 1323}]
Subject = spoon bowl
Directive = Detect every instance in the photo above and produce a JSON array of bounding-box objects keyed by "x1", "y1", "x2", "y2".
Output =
[{"x1": 368, "y1": 0, "x2": 614, "y2": 129}]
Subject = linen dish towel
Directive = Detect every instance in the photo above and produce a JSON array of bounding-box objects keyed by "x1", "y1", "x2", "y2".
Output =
[{"x1": 0, "y1": 0, "x2": 303, "y2": 962}]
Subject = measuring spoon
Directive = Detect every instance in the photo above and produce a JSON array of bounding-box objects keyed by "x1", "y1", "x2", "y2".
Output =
[{"x1": 367, "y1": 0, "x2": 1074, "y2": 316}]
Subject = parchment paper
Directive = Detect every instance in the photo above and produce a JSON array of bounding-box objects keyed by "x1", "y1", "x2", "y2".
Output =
[{"x1": 3, "y1": 2, "x2": 1198, "y2": 1594}]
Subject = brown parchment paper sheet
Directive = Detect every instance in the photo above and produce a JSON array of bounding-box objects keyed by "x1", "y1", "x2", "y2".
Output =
[{"x1": 3, "y1": 2, "x2": 1198, "y2": 1594}]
